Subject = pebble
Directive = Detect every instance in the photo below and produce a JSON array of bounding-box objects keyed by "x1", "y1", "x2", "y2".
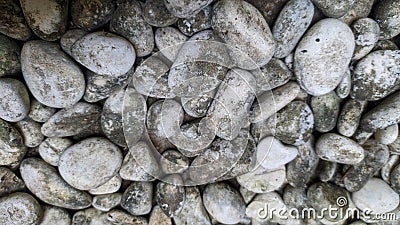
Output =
[
  {"x1": 155, "y1": 175, "x2": 185, "y2": 217},
  {"x1": 132, "y1": 56, "x2": 175, "y2": 99},
  {"x1": 335, "y1": 68, "x2": 351, "y2": 98},
  {"x1": 312, "y1": 0, "x2": 354, "y2": 18},
  {"x1": 237, "y1": 165, "x2": 286, "y2": 193},
  {"x1": 40, "y1": 205, "x2": 71, "y2": 225},
  {"x1": 0, "y1": 167, "x2": 25, "y2": 197},
  {"x1": 338, "y1": 0, "x2": 374, "y2": 25},
  {"x1": 251, "y1": 58, "x2": 292, "y2": 91},
  {"x1": 177, "y1": 6, "x2": 212, "y2": 36},
  {"x1": 15, "y1": 118, "x2": 44, "y2": 148},
  {"x1": 71, "y1": 31, "x2": 136, "y2": 77},
  {"x1": 203, "y1": 182, "x2": 247, "y2": 224},
  {"x1": 0, "y1": 192, "x2": 42, "y2": 225},
  {"x1": 381, "y1": 155, "x2": 399, "y2": 184},
  {"x1": 266, "y1": 100, "x2": 314, "y2": 146},
  {"x1": 160, "y1": 150, "x2": 189, "y2": 174},
  {"x1": 21, "y1": 40, "x2": 85, "y2": 108},
  {"x1": 310, "y1": 91, "x2": 341, "y2": 132},
  {"x1": 110, "y1": 0, "x2": 154, "y2": 57},
  {"x1": 0, "y1": 0, "x2": 32, "y2": 40},
  {"x1": 307, "y1": 182, "x2": 349, "y2": 223},
  {"x1": 38, "y1": 137, "x2": 72, "y2": 166},
  {"x1": 375, "y1": 124, "x2": 399, "y2": 145},
  {"x1": 283, "y1": 185, "x2": 308, "y2": 210},
  {"x1": 121, "y1": 182, "x2": 153, "y2": 216},
  {"x1": 101, "y1": 89, "x2": 126, "y2": 147},
  {"x1": 173, "y1": 187, "x2": 211, "y2": 225},
  {"x1": 389, "y1": 133, "x2": 400, "y2": 154},
  {"x1": 28, "y1": 100, "x2": 56, "y2": 123},
  {"x1": 287, "y1": 136, "x2": 319, "y2": 187},
  {"x1": 168, "y1": 31, "x2": 229, "y2": 97},
  {"x1": 58, "y1": 137, "x2": 122, "y2": 190},
  {"x1": 107, "y1": 209, "x2": 148, "y2": 225},
  {"x1": 0, "y1": 78, "x2": 30, "y2": 122},
  {"x1": 256, "y1": 136, "x2": 298, "y2": 170},
  {"x1": 343, "y1": 139, "x2": 389, "y2": 192},
  {"x1": 250, "y1": 81, "x2": 300, "y2": 123},
  {"x1": 351, "y1": 50, "x2": 400, "y2": 101},
  {"x1": 143, "y1": 0, "x2": 177, "y2": 27},
  {"x1": 336, "y1": 99, "x2": 366, "y2": 137},
  {"x1": 239, "y1": 186, "x2": 257, "y2": 204},
  {"x1": 272, "y1": 0, "x2": 314, "y2": 59},
  {"x1": 373, "y1": 39, "x2": 399, "y2": 51},
  {"x1": 155, "y1": 26, "x2": 188, "y2": 62},
  {"x1": 92, "y1": 193, "x2": 122, "y2": 212},
  {"x1": 294, "y1": 18, "x2": 354, "y2": 96},
  {"x1": 41, "y1": 102, "x2": 102, "y2": 137},
  {"x1": 371, "y1": 0, "x2": 400, "y2": 39},
  {"x1": 119, "y1": 141, "x2": 160, "y2": 182},
  {"x1": 89, "y1": 174, "x2": 122, "y2": 195},
  {"x1": 163, "y1": 0, "x2": 213, "y2": 18},
  {"x1": 20, "y1": 0, "x2": 68, "y2": 41},
  {"x1": 72, "y1": 208, "x2": 111, "y2": 225},
  {"x1": 246, "y1": 192, "x2": 286, "y2": 224},
  {"x1": 71, "y1": 0, "x2": 115, "y2": 31},
  {"x1": 181, "y1": 90, "x2": 215, "y2": 118},
  {"x1": 0, "y1": 119, "x2": 26, "y2": 166},
  {"x1": 351, "y1": 18, "x2": 380, "y2": 60},
  {"x1": 390, "y1": 163, "x2": 400, "y2": 194},
  {"x1": 0, "y1": 34, "x2": 21, "y2": 76},
  {"x1": 206, "y1": 69, "x2": 256, "y2": 140},
  {"x1": 316, "y1": 133, "x2": 365, "y2": 165},
  {"x1": 212, "y1": 0, "x2": 275, "y2": 69},
  {"x1": 60, "y1": 29, "x2": 88, "y2": 56},
  {"x1": 20, "y1": 158, "x2": 92, "y2": 209},
  {"x1": 317, "y1": 160, "x2": 338, "y2": 182},
  {"x1": 149, "y1": 205, "x2": 172, "y2": 225},
  {"x1": 352, "y1": 178, "x2": 399, "y2": 214}
]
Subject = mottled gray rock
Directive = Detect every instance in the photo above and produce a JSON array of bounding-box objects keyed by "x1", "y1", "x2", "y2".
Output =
[
  {"x1": 155, "y1": 26, "x2": 188, "y2": 63},
  {"x1": 89, "y1": 174, "x2": 121, "y2": 195},
  {"x1": 160, "y1": 150, "x2": 189, "y2": 174},
  {"x1": 60, "y1": 29, "x2": 88, "y2": 56},
  {"x1": 0, "y1": 192, "x2": 42, "y2": 225},
  {"x1": 59, "y1": 137, "x2": 122, "y2": 190},
  {"x1": 311, "y1": 0, "x2": 354, "y2": 18},
  {"x1": 283, "y1": 186, "x2": 308, "y2": 210},
  {"x1": 71, "y1": 32, "x2": 135, "y2": 77},
  {"x1": 338, "y1": 0, "x2": 374, "y2": 25},
  {"x1": 310, "y1": 91, "x2": 340, "y2": 132},
  {"x1": 351, "y1": 18, "x2": 380, "y2": 60},
  {"x1": 337, "y1": 99, "x2": 366, "y2": 137},
  {"x1": 273, "y1": 0, "x2": 314, "y2": 59},
  {"x1": 28, "y1": 100, "x2": 56, "y2": 123},
  {"x1": 343, "y1": 140, "x2": 389, "y2": 192},
  {"x1": 20, "y1": 0, "x2": 68, "y2": 41},
  {"x1": 0, "y1": 0, "x2": 32, "y2": 40},
  {"x1": 92, "y1": 193, "x2": 122, "y2": 212},
  {"x1": 106, "y1": 210, "x2": 148, "y2": 225},
  {"x1": 316, "y1": 133, "x2": 365, "y2": 164},
  {"x1": 173, "y1": 187, "x2": 210, "y2": 225},
  {"x1": 110, "y1": 0, "x2": 154, "y2": 57},
  {"x1": 244, "y1": 0, "x2": 289, "y2": 26},
  {"x1": 294, "y1": 18, "x2": 354, "y2": 96},
  {"x1": 20, "y1": 158, "x2": 92, "y2": 209},
  {"x1": 373, "y1": 40, "x2": 399, "y2": 51},
  {"x1": 21, "y1": 40, "x2": 85, "y2": 108},
  {"x1": 143, "y1": 0, "x2": 177, "y2": 27},
  {"x1": 266, "y1": 101, "x2": 314, "y2": 146},
  {"x1": 251, "y1": 58, "x2": 292, "y2": 91},
  {"x1": 119, "y1": 141, "x2": 160, "y2": 182},
  {"x1": 181, "y1": 90, "x2": 215, "y2": 118},
  {"x1": 212, "y1": 0, "x2": 275, "y2": 69},
  {"x1": 177, "y1": 6, "x2": 211, "y2": 36},
  {"x1": 246, "y1": 192, "x2": 286, "y2": 224},
  {"x1": 41, "y1": 102, "x2": 102, "y2": 137},
  {"x1": 237, "y1": 166, "x2": 286, "y2": 193},
  {"x1": 40, "y1": 206, "x2": 71, "y2": 225},
  {"x1": 149, "y1": 205, "x2": 172, "y2": 225},
  {"x1": 352, "y1": 178, "x2": 399, "y2": 214},
  {"x1": 0, "y1": 78, "x2": 30, "y2": 122},
  {"x1": 0, "y1": 34, "x2": 21, "y2": 76},
  {"x1": 0, "y1": 119, "x2": 26, "y2": 166},
  {"x1": 287, "y1": 136, "x2": 319, "y2": 187},
  {"x1": 336, "y1": 68, "x2": 351, "y2": 98},
  {"x1": 256, "y1": 136, "x2": 298, "y2": 170},
  {"x1": 371, "y1": 0, "x2": 400, "y2": 39},
  {"x1": 15, "y1": 118, "x2": 44, "y2": 148},
  {"x1": 71, "y1": 0, "x2": 115, "y2": 31},
  {"x1": 71, "y1": 208, "x2": 111, "y2": 225},
  {"x1": 38, "y1": 137, "x2": 72, "y2": 166},
  {"x1": 206, "y1": 69, "x2": 256, "y2": 140},
  {"x1": 101, "y1": 89, "x2": 125, "y2": 147},
  {"x1": 163, "y1": 0, "x2": 212, "y2": 18},
  {"x1": 239, "y1": 186, "x2": 257, "y2": 204},
  {"x1": 389, "y1": 133, "x2": 400, "y2": 154},
  {"x1": 351, "y1": 50, "x2": 400, "y2": 101},
  {"x1": 0, "y1": 167, "x2": 25, "y2": 197},
  {"x1": 375, "y1": 124, "x2": 399, "y2": 145},
  {"x1": 390, "y1": 163, "x2": 400, "y2": 194},
  {"x1": 317, "y1": 160, "x2": 337, "y2": 182},
  {"x1": 381, "y1": 155, "x2": 399, "y2": 184},
  {"x1": 203, "y1": 182, "x2": 246, "y2": 224},
  {"x1": 121, "y1": 182, "x2": 153, "y2": 216},
  {"x1": 155, "y1": 175, "x2": 185, "y2": 217}
]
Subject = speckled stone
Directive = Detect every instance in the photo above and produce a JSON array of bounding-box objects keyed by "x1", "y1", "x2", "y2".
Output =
[
  {"x1": 121, "y1": 182, "x2": 153, "y2": 216},
  {"x1": 106, "y1": 209, "x2": 148, "y2": 225},
  {"x1": 244, "y1": 0, "x2": 289, "y2": 26},
  {"x1": 375, "y1": 124, "x2": 399, "y2": 145},
  {"x1": 338, "y1": 0, "x2": 374, "y2": 25},
  {"x1": 0, "y1": 167, "x2": 25, "y2": 197},
  {"x1": 101, "y1": 89, "x2": 126, "y2": 147},
  {"x1": 237, "y1": 165, "x2": 286, "y2": 193},
  {"x1": 0, "y1": 119, "x2": 26, "y2": 167},
  {"x1": 155, "y1": 175, "x2": 185, "y2": 217},
  {"x1": 163, "y1": 0, "x2": 213, "y2": 18},
  {"x1": 92, "y1": 193, "x2": 122, "y2": 212},
  {"x1": 15, "y1": 118, "x2": 44, "y2": 148},
  {"x1": 149, "y1": 205, "x2": 172, "y2": 225},
  {"x1": 0, "y1": 192, "x2": 42, "y2": 225},
  {"x1": 256, "y1": 136, "x2": 298, "y2": 170},
  {"x1": 155, "y1": 26, "x2": 188, "y2": 62},
  {"x1": 0, "y1": 0, "x2": 32, "y2": 40},
  {"x1": 0, "y1": 34, "x2": 21, "y2": 76},
  {"x1": 177, "y1": 6, "x2": 211, "y2": 36},
  {"x1": 38, "y1": 137, "x2": 73, "y2": 166},
  {"x1": 310, "y1": 91, "x2": 340, "y2": 132},
  {"x1": 71, "y1": 0, "x2": 115, "y2": 31},
  {"x1": 336, "y1": 99, "x2": 366, "y2": 137},
  {"x1": 89, "y1": 174, "x2": 122, "y2": 195},
  {"x1": 371, "y1": 0, "x2": 400, "y2": 39},
  {"x1": 336, "y1": 68, "x2": 351, "y2": 98},
  {"x1": 173, "y1": 187, "x2": 211, "y2": 225},
  {"x1": 0, "y1": 78, "x2": 30, "y2": 122},
  {"x1": 251, "y1": 58, "x2": 292, "y2": 91},
  {"x1": 311, "y1": 0, "x2": 354, "y2": 18},
  {"x1": 381, "y1": 154, "x2": 399, "y2": 184},
  {"x1": 40, "y1": 206, "x2": 71, "y2": 225},
  {"x1": 160, "y1": 150, "x2": 189, "y2": 175},
  {"x1": 143, "y1": 0, "x2": 177, "y2": 27},
  {"x1": 60, "y1": 29, "x2": 88, "y2": 56},
  {"x1": 351, "y1": 18, "x2": 380, "y2": 60},
  {"x1": 28, "y1": 100, "x2": 56, "y2": 123}
]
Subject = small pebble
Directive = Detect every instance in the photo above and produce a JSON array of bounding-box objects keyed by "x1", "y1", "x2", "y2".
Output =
[
  {"x1": 15, "y1": 118, "x2": 44, "y2": 148},
  {"x1": 143, "y1": 0, "x2": 177, "y2": 27},
  {"x1": 0, "y1": 119, "x2": 26, "y2": 166},
  {"x1": 38, "y1": 137, "x2": 73, "y2": 166},
  {"x1": 40, "y1": 205, "x2": 71, "y2": 225},
  {"x1": 92, "y1": 193, "x2": 122, "y2": 212},
  {"x1": 237, "y1": 165, "x2": 286, "y2": 193},
  {"x1": 89, "y1": 174, "x2": 122, "y2": 195},
  {"x1": 381, "y1": 155, "x2": 399, "y2": 184},
  {"x1": 177, "y1": 6, "x2": 212, "y2": 36},
  {"x1": 0, "y1": 192, "x2": 42, "y2": 225},
  {"x1": 155, "y1": 175, "x2": 185, "y2": 217},
  {"x1": 0, "y1": 78, "x2": 30, "y2": 122},
  {"x1": 336, "y1": 99, "x2": 366, "y2": 137},
  {"x1": 351, "y1": 18, "x2": 380, "y2": 60},
  {"x1": 173, "y1": 187, "x2": 211, "y2": 225},
  {"x1": 107, "y1": 209, "x2": 148, "y2": 225},
  {"x1": 149, "y1": 205, "x2": 172, "y2": 225},
  {"x1": 71, "y1": 0, "x2": 115, "y2": 31},
  {"x1": 371, "y1": 0, "x2": 400, "y2": 39},
  {"x1": 256, "y1": 136, "x2": 298, "y2": 170},
  {"x1": 0, "y1": 0, "x2": 32, "y2": 40},
  {"x1": 121, "y1": 182, "x2": 153, "y2": 216},
  {"x1": 163, "y1": 0, "x2": 213, "y2": 18},
  {"x1": 0, "y1": 167, "x2": 25, "y2": 197},
  {"x1": 28, "y1": 100, "x2": 56, "y2": 123},
  {"x1": 0, "y1": 34, "x2": 21, "y2": 76},
  {"x1": 375, "y1": 124, "x2": 399, "y2": 145},
  {"x1": 310, "y1": 91, "x2": 341, "y2": 132}
]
